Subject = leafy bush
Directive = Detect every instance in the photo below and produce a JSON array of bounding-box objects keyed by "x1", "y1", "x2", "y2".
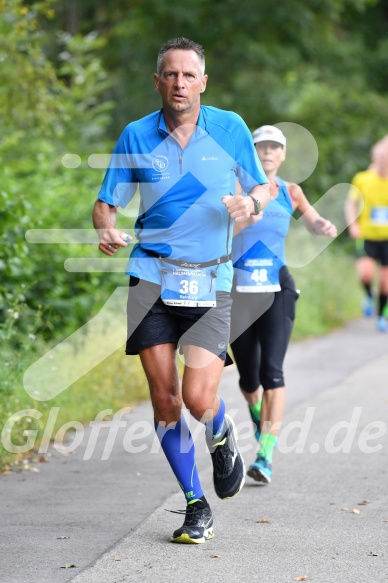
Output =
[{"x1": 0, "y1": 0, "x2": 118, "y2": 341}]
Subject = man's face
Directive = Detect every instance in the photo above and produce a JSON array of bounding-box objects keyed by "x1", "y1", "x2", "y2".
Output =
[{"x1": 154, "y1": 49, "x2": 208, "y2": 115}]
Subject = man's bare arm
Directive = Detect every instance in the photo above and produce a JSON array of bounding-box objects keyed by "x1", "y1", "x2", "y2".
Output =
[{"x1": 92, "y1": 199, "x2": 131, "y2": 256}]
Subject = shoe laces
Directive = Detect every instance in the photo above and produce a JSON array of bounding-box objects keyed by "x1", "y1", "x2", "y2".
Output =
[{"x1": 164, "y1": 505, "x2": 209, "y2": 526}]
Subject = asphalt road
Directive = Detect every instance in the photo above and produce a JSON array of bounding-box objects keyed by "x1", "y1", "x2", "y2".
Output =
[{"x1": 1, "y1": 318, "x2": 387, "y2": 583}]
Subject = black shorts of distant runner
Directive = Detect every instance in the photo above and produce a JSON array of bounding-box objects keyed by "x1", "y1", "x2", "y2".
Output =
[{"x1": 356, "y1": 239, "x2": 388, "y2": 266}]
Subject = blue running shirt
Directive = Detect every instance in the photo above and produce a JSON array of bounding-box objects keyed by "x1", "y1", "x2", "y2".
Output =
[{"x1": 98, "y1": 106, "x2": 267, "y2": 291}]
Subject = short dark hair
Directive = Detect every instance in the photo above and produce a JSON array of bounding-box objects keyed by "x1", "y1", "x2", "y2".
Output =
[{"x1": 156, "y1": 37, "x2": 205, "y2": 75}]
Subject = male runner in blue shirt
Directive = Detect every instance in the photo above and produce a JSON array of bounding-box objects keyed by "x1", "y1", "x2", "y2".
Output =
[{"x1": 92, "y1": 37, "x2": 269, "y2": 544}]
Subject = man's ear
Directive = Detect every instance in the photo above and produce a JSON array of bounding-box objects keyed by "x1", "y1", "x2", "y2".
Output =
[
  {"x1": 154, "y1": 73, "x2": 160, "y2": 92},
  {"x1": 200, "y1": 74, "x2": 208, "y2": 94}
]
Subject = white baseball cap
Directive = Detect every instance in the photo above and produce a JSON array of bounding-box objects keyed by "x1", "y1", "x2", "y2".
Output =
[{"x1": 252, "y1": 125, "x2": 286, "y2": 148}]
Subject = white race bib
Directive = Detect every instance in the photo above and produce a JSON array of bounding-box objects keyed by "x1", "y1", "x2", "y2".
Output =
[{"x1": 160, "y1": 261, "x2": 217, "y2": 306}]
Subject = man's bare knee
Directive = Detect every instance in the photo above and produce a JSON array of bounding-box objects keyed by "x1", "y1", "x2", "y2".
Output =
[{"x1": 183, "y1": 389, "x2": 219, "y2": 422}]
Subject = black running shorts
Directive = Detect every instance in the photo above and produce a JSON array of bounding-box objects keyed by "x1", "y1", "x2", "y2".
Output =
[
  {"x1": 357, "y1": 240, "x2": 388, "y2": 266},
  {"x1": 126, "y1": 277, "x2": 232, "y2": 361}
]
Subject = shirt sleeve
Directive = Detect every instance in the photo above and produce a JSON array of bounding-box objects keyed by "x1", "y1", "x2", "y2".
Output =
[
  {"x1": 232, "y1": 115, "x2": 268, "y2": 192},
  {"x1": 97, "y1": 125, "x2": 139, "y2": 208}
]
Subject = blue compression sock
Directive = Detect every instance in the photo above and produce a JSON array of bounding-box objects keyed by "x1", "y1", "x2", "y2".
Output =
[
  {"x1": 155, "y1": 417, "x2": 203, "y2": 503},
  {"x1": 204, "y1": 398, "x2": 226, "y2": 442}
]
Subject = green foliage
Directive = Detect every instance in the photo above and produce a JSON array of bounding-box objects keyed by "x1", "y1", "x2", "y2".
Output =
[
  {"x1": 0, "y1": 0, "x2": 118, "y2": 342},
  {"x1": 292, "y1": 245, "x2": 362, "y2": 339}
]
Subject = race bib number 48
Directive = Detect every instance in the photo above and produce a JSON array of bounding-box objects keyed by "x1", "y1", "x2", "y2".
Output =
[{"x1": 234, "y1": 258, "x2": 282, "y2": 293}]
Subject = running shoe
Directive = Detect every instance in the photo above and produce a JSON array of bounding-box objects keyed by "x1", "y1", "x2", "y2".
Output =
[
  {"x1": 362, "y1": 296, "x2": 374, "y2": 318},
  {"x1": 170, "y1": 504, "x2": 214, "y2": 544},
  {"x1": 208, "y1": 414, "x2": 245, "y2": 499},
  {"x1": 377, "y1": 316, "x2": 388, "y2": 333},
  {"x1": 247, "y1": 455, "x2": 272, "y2": 484}
]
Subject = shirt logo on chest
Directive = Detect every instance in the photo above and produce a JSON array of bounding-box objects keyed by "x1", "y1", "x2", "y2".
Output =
[{"x1": 152, "y1": 156, "x2": 169, "y2": 172}]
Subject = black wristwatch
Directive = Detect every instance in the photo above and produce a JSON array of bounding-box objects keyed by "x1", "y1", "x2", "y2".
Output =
[{"x1": 248, "y1": 194, "x2": 261, "y2": 216}]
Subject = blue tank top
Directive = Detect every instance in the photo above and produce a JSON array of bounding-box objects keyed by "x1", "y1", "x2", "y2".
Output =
[{"x1": 232, "y1": 178, "x2": 293, "y2": 292}]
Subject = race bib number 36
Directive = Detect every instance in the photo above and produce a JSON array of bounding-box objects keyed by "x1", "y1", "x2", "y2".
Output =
[{"x1": 160, "y1": 262, "x2": 217, "y2": 307}]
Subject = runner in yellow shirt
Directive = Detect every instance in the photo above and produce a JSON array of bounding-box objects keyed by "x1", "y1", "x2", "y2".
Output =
[{"x1": 345, "y1": 136, "x2": 388, "y2": 332}]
